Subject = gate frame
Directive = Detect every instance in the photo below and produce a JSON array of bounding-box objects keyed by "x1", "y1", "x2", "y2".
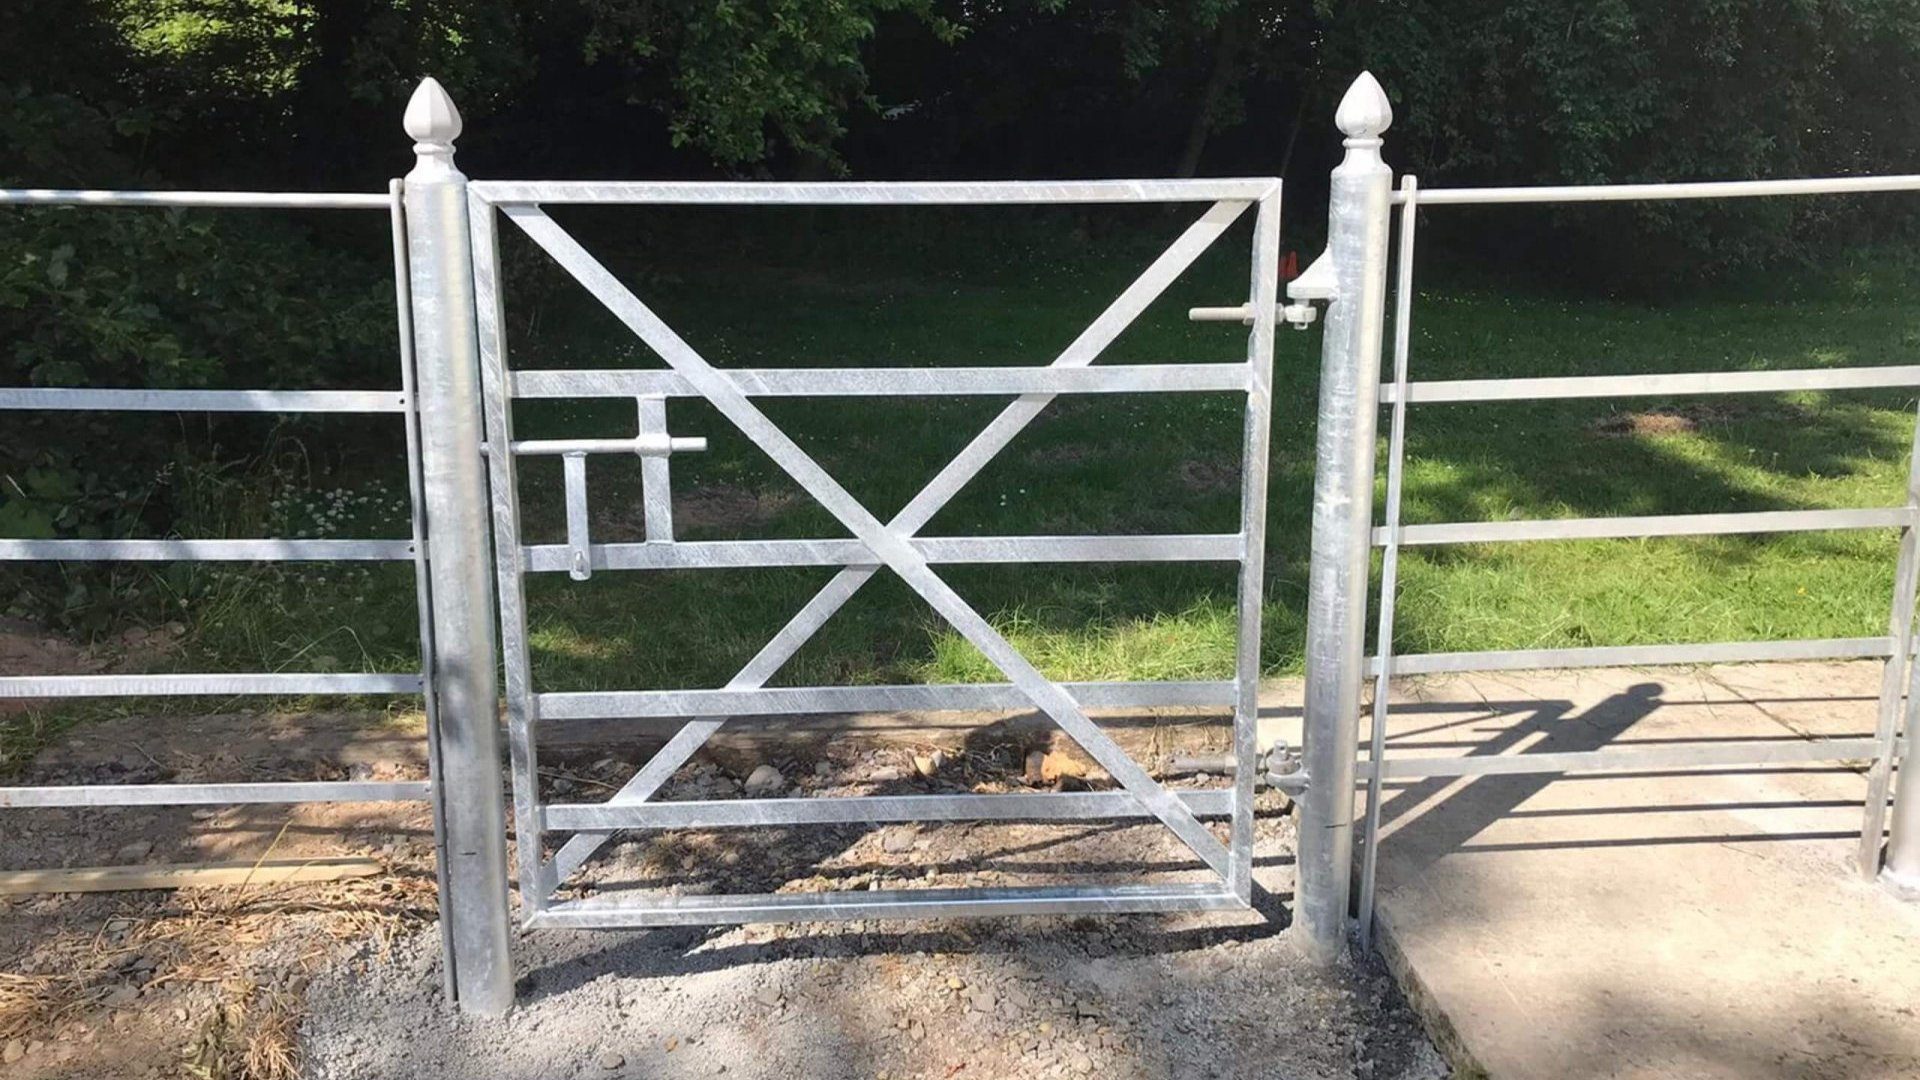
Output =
[{"x1": 1290, "y1": 72, "x2": 1920, "y2": 962}]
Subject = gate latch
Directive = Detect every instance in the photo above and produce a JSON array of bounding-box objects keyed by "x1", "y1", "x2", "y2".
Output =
[{"x1": 1186, "y1": 249, "x2": 1334, "y2": 331}]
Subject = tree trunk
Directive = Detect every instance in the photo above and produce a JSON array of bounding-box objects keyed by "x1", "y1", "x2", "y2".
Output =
[{"x1": 1175, "y1": 15, "x2": 1246, "y2": 178}]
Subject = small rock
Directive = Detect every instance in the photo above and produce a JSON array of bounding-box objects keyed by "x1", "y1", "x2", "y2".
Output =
[
  {"x1": 1069, "y1": 1051, "x2": 1095, "y2": 1075},
  {"x1": 743, "y1": 765, "x2": 785, "y2": 797},
  {"x1": 814, "y1": 760, "x2": 834, "y2": 777},
  {"x1": 3, "y1": 1039, "x2": 23, "y2": 1064},
  {"x1": 102, "y1": 984, "x2": 139, "y2": 1008},
  {"x1": 966, "y1": 988, "x2": 997, "y2": 1013},
  {"x1": 754, "y1": 984, "x2": 783, "y2": 1007},
  {"x1": 115, "y1": 840, "x2": 154, "y2": 863},
  {"x1": 946, "y1": 976, "x2": 966, "y2": 990},
  {"x1": 103, "y1": 918, "x2": 131, "y2": 933},
  {"x1": 881, "y1": 829, "x2": 915, "y2": 855},
  {"x1": 870, "y1": 766, "x2": 907, "y2": 783},
  {"x1": 908, "y1": 1020, "x2": 926, "y2": 1042},
  {"x1": 911, "y1": 749, "x2": 948, "y2": 779},
  {"x1": 596, "y1": 1050, "x2": 626, "y2": 1070},
  {"x1": 1040, "y1": 752, "x2": 1088, "y2": 785}
]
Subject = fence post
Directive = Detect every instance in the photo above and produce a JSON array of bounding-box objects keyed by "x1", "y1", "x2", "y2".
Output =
[
  {"x1": 1295, "y1": 72, "x2": 1395, "y2": 963},
  {"x1": 1885, "y1": 691, "x2": 1920, "y2": 896},
  {"x1": 402, "y1": 77, "x2": 515, "y2": 1014}
]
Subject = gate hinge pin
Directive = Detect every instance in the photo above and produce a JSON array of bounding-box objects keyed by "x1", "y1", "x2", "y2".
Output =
[{"x1": 1163, "y1": 741, "x2": 1308, "y2": 792}]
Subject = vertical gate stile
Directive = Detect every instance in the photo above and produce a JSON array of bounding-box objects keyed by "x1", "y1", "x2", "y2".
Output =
[
  {"x1": 1229, "y1": 187, "x2": 1282, "y2": 901},
  {"x1": 468, "y1": 181, "x2": 553, "y2": 910},
  {"x1": 1296, "y1": 72, "x2": 1396, "y2": 963},
  {"x1": 401, "y1": 77, "x2": 515, "y2": 1015}
]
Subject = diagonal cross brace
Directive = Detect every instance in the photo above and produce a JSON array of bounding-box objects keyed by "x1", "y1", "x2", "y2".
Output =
[
  {"x1": 508, "y1": 204, "x2": 1240, "y2": 878},
  {"x1": 543, "y1": 199, "x2": 1254, "y2": 885}
]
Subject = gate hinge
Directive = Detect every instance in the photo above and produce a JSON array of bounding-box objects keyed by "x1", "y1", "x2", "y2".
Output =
[{"x1": 1163, "y1": 741, "x2": 1308, "y2": 793}]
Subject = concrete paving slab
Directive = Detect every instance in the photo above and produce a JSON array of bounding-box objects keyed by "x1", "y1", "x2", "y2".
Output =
[{"x1": 1364, "y1": 662, "x2": 1920, "y2": 1080}]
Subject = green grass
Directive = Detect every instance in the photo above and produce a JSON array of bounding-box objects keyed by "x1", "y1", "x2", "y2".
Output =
[{"x1": 18, "y1": 212, "x2": 1920, "y2": 720}]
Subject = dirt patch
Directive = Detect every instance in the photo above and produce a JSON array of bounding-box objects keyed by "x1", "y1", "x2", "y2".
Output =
[
  {"x1": 673, "y1": 485, "x2": 799, "y2": 533},
  {"x1": 0, "y1": 710, "x2": 438, "y2": 1080},
  {"x1": 0, "y1": 620, "x2": 188, "y2": 724},
  {"x1": 1177, "y1": 458, "x2": 1238, "y2": 492},
  {"x1": 1588, "y1": 403, "x2": 1737, "y2": 438}
]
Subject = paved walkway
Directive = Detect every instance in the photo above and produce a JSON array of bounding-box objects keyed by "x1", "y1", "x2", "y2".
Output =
[{"x1": 1359, "y1": 662, "x2": 1920, "y2": 1080}]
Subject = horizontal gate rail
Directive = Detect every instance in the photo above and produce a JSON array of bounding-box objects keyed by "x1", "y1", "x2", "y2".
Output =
[
  {"x1": 1350, "y1": 161, "x2": 1920, "y2": 949},
  {"x1": 511, "y1": 363, "x2": 1250, "y2": 398},
  {"x1": 542, "y1": 789, "x2": 1236, "y2": 831},
  {"x1": 528, "y1": 883, "x2": 1245, "y2": 928},
  {"x1": 520, "y1": 534, "x2": 1242, "y2": 573},
  {"x1": 536, "y1": 679, "x2": 1236, "y2": 720},
  {"x1": 471, "y1": 178, "x2": 1277, "y2": 205}
]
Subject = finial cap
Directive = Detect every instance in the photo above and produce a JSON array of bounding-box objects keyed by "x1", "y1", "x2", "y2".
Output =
[
  {"x1": 404, "y1": 77, "x2": 462, "y2": 147},
  {"x1": 1335, "y1": 72, "x2": 1392, "y2": 140}
]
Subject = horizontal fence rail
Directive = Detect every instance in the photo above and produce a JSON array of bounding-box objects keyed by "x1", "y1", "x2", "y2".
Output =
[
  {"x1": 0, "y1": 388, "x2": 409, "y2": 412},
  {"x1": 0, "y1": 539, "x2": 414, "y2": 561},
  {"x1": 0, "y1": 189, "x2": 388, "y2": 209},
  {"x1": 1398, "y1": 174, "x2": 1920, "y2": 206},
  {"x1": 0, "y1": 781, "x2": 431, "y2": 808},
  {"x1": 1379, "y1": 365, "x2": 1920, "y2": 404}
]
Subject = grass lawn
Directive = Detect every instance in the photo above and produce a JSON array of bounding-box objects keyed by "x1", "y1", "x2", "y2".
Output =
[{"x1": 21, "y1": 207, "x2": 1920, "y2": 713}]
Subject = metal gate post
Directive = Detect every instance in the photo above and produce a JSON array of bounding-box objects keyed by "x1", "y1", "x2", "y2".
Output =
[
  {"x1": 402, "y1": 77, "x2": 515, "y2": 1013},
  {"x1": 1294, "y1": 72, "x2": 1395, "y2": 963},
  {"x1": 1887, "y1": 719, "x2": 1920, "y2": 896}
]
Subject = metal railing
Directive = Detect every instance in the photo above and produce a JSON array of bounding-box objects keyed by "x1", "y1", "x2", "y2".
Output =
[
  {"x1": 1279, "y1": 74, "x2": 1920, "y2": 956},
  {"x1": 0, "y1": 176, "x2": 511, "y2": 1010}
]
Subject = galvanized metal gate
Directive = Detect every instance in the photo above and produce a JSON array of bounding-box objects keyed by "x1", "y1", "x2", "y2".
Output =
[{"x1": 457, "y1": 167, "x2": 1284, "y2": 926}]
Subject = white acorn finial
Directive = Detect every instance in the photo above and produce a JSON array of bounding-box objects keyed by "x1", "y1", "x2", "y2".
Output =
[
  {"x1": 404, "y1": 77, "x2": 463, "y2": 175},
  {"x1": 1334, "y1": 71, "x2": 1393, "y2": 143}
]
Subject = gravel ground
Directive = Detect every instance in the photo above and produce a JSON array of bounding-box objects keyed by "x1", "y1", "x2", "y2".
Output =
[{"x1": 302, "y1": 755, "x2": 1447, "y2": 1080}]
